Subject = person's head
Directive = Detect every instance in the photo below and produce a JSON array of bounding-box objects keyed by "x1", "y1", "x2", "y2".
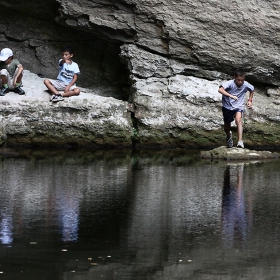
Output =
[
  {"x1": 0, "y1": 48, "x2": 13, "y2": 64},
  {"x1": 234, "y1": 69, "x2": 245, "y2": 87},
  {"x1": 62, "y1": 46, "x2": 74, "y2": 61}
]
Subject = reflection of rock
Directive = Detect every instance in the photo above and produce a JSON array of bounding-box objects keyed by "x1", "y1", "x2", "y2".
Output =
[
  {"x1": 201, "y1": 146, "x2": 279, "y2": 160},
  {"x1": 2, "y1": 149, "x2": 280, "y2": 278},
  {"x1": 0, "y1": 148, "x2": 19, "y2": 157}
]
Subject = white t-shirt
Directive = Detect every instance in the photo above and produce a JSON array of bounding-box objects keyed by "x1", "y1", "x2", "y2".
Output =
[
  {"x1": 220, "y1": 79, "x2": 254, "y2": 110},
  {"x1": 57, "y1": 59, "x2": 80, "y2": 85}
]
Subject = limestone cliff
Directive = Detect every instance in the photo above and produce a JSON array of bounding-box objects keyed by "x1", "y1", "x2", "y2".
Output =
[
  {"x1": 0, "y1": 0, "x2": 280, "y2": 148},
  {"x1": 55, "y1": 0, "x2": 280, "y2": 85}
]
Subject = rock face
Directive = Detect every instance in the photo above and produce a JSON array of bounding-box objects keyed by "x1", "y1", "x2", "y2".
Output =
[
  {"x1": 1, "y1": 0, "x2": 280, "y2": 147},
  {"x1": 0, "y1": 8, "x2": 129, "y2": 100},
  {"x1": 55, "y1": 0, "x2": 280, "y2": 85},
  {"x1": 120, "y1": 44, "x2": 280, "y2": 148}
]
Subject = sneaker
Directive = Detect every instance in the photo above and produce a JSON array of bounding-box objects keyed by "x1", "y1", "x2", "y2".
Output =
[
  {"x1": 52, "y1": 95, "x2": 64, "y2": 102},
  {"x1": 237, "y1": 140, "x2": 244, "y2": 149},
  {"x1": 14, "y1": 87, "x2": 25, "y2": 95},
  {"x1": 50, "y1": 95, "x2": 56, "y2": 102},
  {"x1": 226, "y1": 131, "x2": 233, "y2": 148},
  {"x1": 0, "y1": 87, "x2": 9, "y2": 96}
]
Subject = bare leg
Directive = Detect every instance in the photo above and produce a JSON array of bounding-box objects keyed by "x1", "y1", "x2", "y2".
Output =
[
  {"x1": 62, "y1": 88, "x2": 80, "y2": 97},
  {"x1": 44, "y1": 79, "x2": 60, "y2": 95},
  {"x1": 235, "y1": 112, "x2": 243, "y2": 141},
  {"x1": 1, "y1": 75, "x2": 7, "y2": 85},
  {"x1": 15, "y1": 73, "x2": 23, "y2": 84},
  {"x1": 224, "y1": 122, "x2": 231, "y2": 139}
]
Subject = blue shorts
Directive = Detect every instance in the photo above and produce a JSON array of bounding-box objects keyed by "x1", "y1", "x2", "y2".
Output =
[{"x1": 222, "y1": 107, "x2": 243, "y2": 123}]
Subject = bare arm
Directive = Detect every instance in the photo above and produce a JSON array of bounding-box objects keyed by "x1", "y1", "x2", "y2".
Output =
[
  {"x1": 247, "y1": 91, "x2": 254, "y2": 108},
  {"x1": 59, "y1": 59, "x2": 66, "y2": 66},
  {"x1": 13, "y1": 64, "x2": 24, "y2": 86},
  {"x1": 64, "y1": 74, "x2": 78, "y2": 92},
  {"x1": 218, "y1": 86, "x2": 238, "y2": 100}
]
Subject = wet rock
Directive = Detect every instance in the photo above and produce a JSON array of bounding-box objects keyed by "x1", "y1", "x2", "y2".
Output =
[{"x1": 200, "y1": 146, "x2": 279, "y2": 160}]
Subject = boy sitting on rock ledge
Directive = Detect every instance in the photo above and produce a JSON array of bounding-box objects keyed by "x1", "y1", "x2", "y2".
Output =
[
  {"x1": 218, "y1": 69, "x2": 254, "y2": 149},
  {"x1": 0, "y1": 48, "x2": 25, "y2": 96},
  {"x1": 44, "y1": 46, "x2": 80, "y2": 102}
]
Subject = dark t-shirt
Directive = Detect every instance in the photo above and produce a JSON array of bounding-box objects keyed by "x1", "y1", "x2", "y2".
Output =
[{"x1": 0, "y1": 59, "x2": 21, "y2": 76}]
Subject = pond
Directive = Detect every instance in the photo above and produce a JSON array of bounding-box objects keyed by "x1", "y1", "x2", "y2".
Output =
[{"x1": 0, "y1": 148, "x2": 280, "y2": 279}]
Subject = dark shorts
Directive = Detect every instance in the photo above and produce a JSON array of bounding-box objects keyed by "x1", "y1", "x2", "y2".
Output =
[{"x1": 222, "y1": 107, "x2": 243, "y2": 123}]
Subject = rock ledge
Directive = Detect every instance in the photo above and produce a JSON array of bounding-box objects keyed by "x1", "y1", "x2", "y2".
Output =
[{"x1": 201, "y1": 146, "x2": 279, "y2": 160}]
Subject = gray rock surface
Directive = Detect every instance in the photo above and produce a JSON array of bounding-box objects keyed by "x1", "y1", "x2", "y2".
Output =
[
  {"x1": 55, "y1": 0, "x2": 280, "y2": 85},
  {"x1": 0, "y1": 71, "x2": 133, "y2": 147},
  {"x1": 1, "y1": 1, "x2": 280, "y2": 147},
  {"x1": 120, "y1": 45, "x2": 280, "y2": 147},
  {"x1": 201, "y1": 146, "x2": 279, "y2": 160},
  {"x1": 0, "y1": 68, "x2": 279, "y2": 148}
]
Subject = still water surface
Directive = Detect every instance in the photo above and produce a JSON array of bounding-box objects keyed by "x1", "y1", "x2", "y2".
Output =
[{"x1": 0, "y1": 149, "x2": 280, "y2": 279}]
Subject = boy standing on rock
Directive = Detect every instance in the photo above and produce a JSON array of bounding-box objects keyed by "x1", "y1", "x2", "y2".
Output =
[
  {"x1": 44, "y1": 46, "x2": 80, "y2": 102},
  {"x1": 0, "y1": 48, "x2": 25, "y2": 96},
  {"x1": 218, "y1": 69, "x2": 254, "y2": 149}
]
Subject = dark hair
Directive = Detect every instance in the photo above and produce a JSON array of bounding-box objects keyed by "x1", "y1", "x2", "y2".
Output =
[
  {"x1": 234, "y1": 68, "x2": 245, "y2": 78},
  {"x1": 62, "y1": 45, "x2": 74, "y2": 54}
]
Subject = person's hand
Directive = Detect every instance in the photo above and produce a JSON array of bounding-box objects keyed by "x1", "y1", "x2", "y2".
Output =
[
  {"x1": 231, "y1": 95, "x2": 238, "y2": 101},
  {"x1": 247, "y1": 100, "x2": 253, "y2": 108},
  {"x1": 65, "y1": 59, "x2": 72, "y2": 64},
  {"x1": 65, "y1": 85, "x2": 71, "y2": 93}
]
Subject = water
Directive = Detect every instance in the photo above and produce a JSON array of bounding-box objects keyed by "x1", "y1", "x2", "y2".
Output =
[{"x1": 0, "y1": 148, "x2": 280, "y2": 279}]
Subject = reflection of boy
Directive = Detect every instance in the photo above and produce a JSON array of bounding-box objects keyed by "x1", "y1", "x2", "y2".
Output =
[
  {"x1": 218, "y1": 69, "x2": 254, "y2": 149},
  {"x1": 0, "y1": 48, "x2": 25, "y2": 96},
  {"x1": 44, "y1": 46, "x2": 80, "y2": 102},
  {"x1": 221, "y1": 165, "x2": 247, "y2": 248}
]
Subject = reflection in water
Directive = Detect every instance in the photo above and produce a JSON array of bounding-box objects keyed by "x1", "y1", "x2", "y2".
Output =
[
  {"x1": 0, "y1": 149, "x2": 280, "y2": 279},
  {"x1": 59, "y1": 193, "x2": 79, "y2": 242},
  {"x1": 0, "y1": 174, "x2": 16, "y2": 245},
  {"x1": 0, "y1": 213, "x2": 13, "y2": 245},
  {"x1": 221, "y1": 164, "x2": 251, "y2": 248}
]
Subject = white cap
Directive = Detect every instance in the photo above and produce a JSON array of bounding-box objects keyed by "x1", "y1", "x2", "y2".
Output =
[{"x1": 0, "y1": 48, "x2": 13, "y2": 61}]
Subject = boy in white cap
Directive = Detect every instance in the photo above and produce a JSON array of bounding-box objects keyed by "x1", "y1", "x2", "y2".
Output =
[{"x1": 0, "y1": 47, "x2": 25, "y2": 96}]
